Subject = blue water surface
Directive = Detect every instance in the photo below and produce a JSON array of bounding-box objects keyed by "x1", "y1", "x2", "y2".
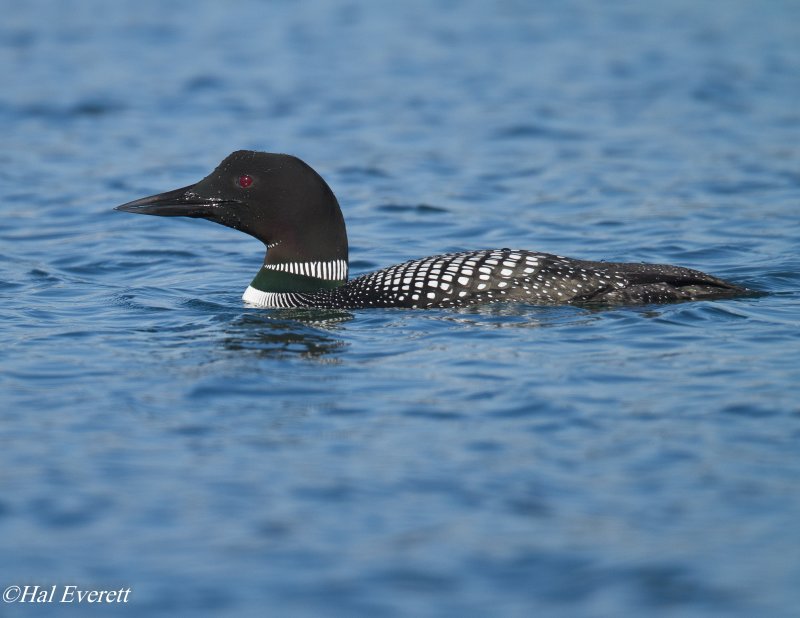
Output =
[{"x1": 1, "y1": 1, "x2": 799, "y2": 616}]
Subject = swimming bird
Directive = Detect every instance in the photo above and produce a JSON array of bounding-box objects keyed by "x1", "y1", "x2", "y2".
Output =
[{"x1": 115, "y1": 150, "x2": 746, "y2": 309}]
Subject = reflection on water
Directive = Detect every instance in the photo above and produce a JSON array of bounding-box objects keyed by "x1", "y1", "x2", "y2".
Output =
[
  {"x1": 221, "y1": 310, "x2": 353, "y2": 359},
  {"x1": 431, "y1": 302, "x2": 610, "y2": 329}
]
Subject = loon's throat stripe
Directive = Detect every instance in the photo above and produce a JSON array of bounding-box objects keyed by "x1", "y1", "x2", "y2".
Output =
[{"x1": 264, "y1": 259, "x2": 348, "y2": 281}]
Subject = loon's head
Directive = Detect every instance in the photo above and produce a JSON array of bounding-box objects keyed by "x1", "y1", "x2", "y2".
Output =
[{"x1": 115, "y1": 151, "x2": 349, "y2": 273}]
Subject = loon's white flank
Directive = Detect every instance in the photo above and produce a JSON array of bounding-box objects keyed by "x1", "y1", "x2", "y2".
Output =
[{"x1": 242, "y1": 286, "x2": 303, "y2": 308}]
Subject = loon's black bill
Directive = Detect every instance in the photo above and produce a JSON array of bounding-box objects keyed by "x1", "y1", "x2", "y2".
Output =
[{"x1": 114, "y1": 185, "x2": 238, "y2": 218}]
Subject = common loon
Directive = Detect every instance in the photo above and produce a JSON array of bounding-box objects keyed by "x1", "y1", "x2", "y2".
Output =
[{"x1": 115, "y1": 150, "x2": 747, "y2": 309}]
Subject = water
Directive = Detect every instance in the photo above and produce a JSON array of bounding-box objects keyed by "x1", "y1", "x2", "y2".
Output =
[{"x1": 1, "y1": 0, "x2": 799, "y2": 616}]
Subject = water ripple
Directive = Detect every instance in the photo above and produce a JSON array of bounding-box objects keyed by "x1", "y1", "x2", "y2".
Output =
[{"x1": 0, "y1": 1, "x2": 798, "y2": 617}]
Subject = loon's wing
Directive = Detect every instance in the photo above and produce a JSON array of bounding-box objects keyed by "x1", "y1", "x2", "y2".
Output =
[{"x1": 572, "y1": 260, "x2": 746, "y2": 304}]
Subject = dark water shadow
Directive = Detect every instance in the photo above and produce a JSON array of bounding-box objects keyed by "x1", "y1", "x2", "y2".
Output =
[
  {"x1": 424, "y1": 300, "x2": 637, "y2": 330},
  {"x1": 218, "y1": 309, "x2": 354, "y2": 360}
]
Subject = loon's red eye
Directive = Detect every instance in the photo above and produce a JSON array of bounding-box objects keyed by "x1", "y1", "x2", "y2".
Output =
[{"x1": 238, "y1": 174, "x2": 253, "y2": 188}]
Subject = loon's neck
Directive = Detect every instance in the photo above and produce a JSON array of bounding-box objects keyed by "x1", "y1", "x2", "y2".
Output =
[{"x1": 249, "y1": 257, "x2": 348, "y2": 293}]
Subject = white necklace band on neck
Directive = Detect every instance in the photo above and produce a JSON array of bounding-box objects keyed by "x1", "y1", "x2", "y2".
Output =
[{"x1": 263, "y1": 259, "x2": 347, "y2": 281}]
